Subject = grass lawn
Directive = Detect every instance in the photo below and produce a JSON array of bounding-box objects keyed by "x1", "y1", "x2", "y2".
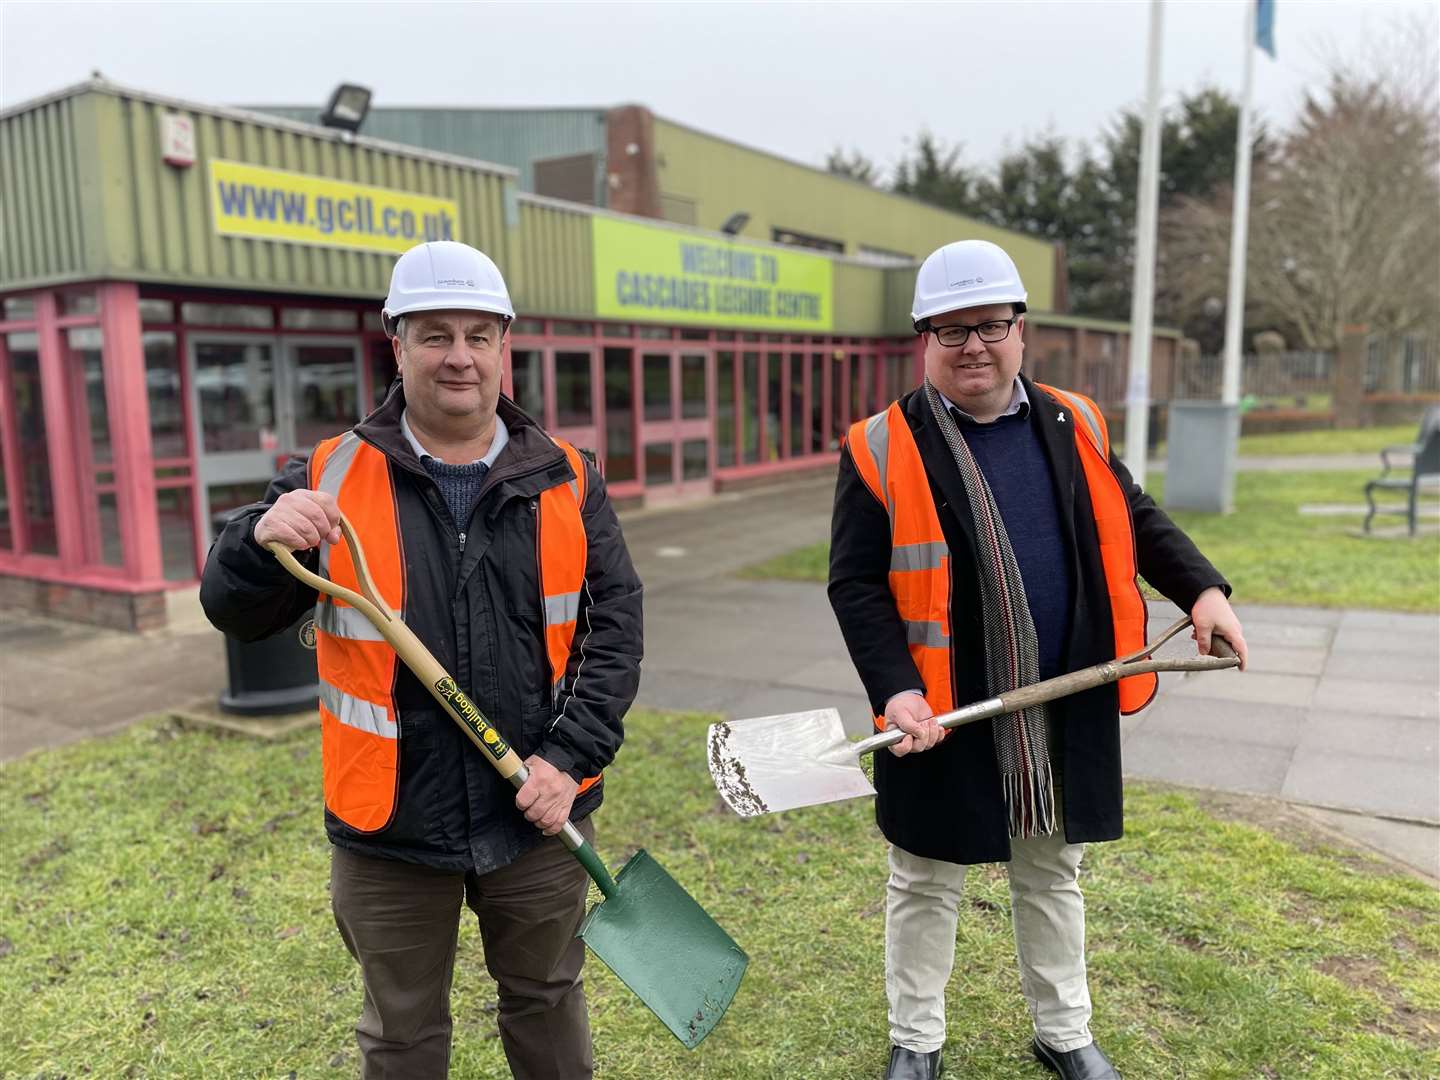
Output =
[
  {"x1": 743, "y1": 470, "x2": 1439, "y2": 612},
  {"x1": 1154, "y1": 423, "x2": 1419, "y2": 460},
  {"x1": 2, "y1": 712, "x2": 1438, "y2": 1078}
]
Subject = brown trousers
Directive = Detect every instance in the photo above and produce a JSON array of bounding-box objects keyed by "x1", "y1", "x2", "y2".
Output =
[{"x1": 330, "y1": 816, "x2": 595, "y2": 1080}]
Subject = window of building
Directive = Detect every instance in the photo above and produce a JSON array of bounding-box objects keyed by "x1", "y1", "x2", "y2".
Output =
[
  {"x1": 810, "y1": 352, "x2": 825, "y2": 453},
  {"x1": 195, "y1": 341, "x2": 276, "y2": 452},
  {"x1": 682, "y1": 439, "x2": 708, "y2": 481},
  {"x1": 788, "y1": 355, "x2": 805, "y2": 457},
  {"x1": 156, "y1": 485, "x2": 198, "y2": 581},
  {"x1": 644, "y1": 442, "x2": 673, "y2": 486},
  {"x1": 282, "y1": 307, "x2": 358, "y2": 331},
  {"x1": 741, "y1": 352, "x2": 761, "y2": 464},
  {"x1": 59, "y1": 290, "x2": 99, "y2": 316},
  {"x1": 8, "y1": 332, "x2": 57, "y2": 556},
  {"x1": 510, "y1": 349, "x2": 544, "y2": 419},
  {"x1": 766, "y1": 353, "x2": 783, "y2": 460},
  {"x1": 0, "y1": 436, "x2": 10, "y2": 551},
  {"x1": 369, "y1": 339, "x2": 397, "y2": 410},
  {"x1": 555, "y1": 352, "x2": 593, "y2": 426},
  {"x1": 716, "y1": 352, "x2": 736, "y2": 469},
  {"x1": 643, "y1": 354, "x2": 672, "y2": 421},
  {"x1": 181, "y1": 302, "x2": 274, "y2": 329},
  {"x1": 140, "y1": 299, "x2": 176, "y2": 324},
  {"x1": 771, "y1": 227, "x2": 844, "y2": 254},
  {"x1": 603, "y1": 349, "x2": 636, "y2": 484},
  {"x1": 68, "y1": 328, "x2": 112, "y2": 467},
  {"x1": 291, "y1": 343, "x2": 359, "y2": 449},
  {"x1": 681, "y1": 354, "x2": 707, "y2": 419}
]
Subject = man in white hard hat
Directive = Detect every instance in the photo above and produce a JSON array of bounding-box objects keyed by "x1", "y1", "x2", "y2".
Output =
[
  {"x1": 201, "y1": 241, "x2": 643, "y2": 1080},
  {"x1": 828, "y1": 239, "x2": 1247, "y2": 1080}
]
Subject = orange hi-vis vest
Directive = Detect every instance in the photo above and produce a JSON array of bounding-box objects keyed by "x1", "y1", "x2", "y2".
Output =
[
  {"x1": 309, "y1": 431, "x2": 595, "y2": 833},
  {"x1": 844, "y1": 385, "x2": 1155, "y2": 731}
]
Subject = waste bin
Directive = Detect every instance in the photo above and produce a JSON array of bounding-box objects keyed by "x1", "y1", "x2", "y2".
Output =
[{"x1": 212, "y1": 511, "x2": 321, "y2": 716}]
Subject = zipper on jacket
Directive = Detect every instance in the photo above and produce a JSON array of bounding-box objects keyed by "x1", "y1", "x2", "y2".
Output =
[{"x1": 532, "y1": 497, "x2": 556, "y2": 709}]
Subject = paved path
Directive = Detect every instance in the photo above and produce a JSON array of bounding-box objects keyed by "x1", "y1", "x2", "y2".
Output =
[
  {"x1": 3, "y1": 472, "x2": 1436, "y2": 879},
  {"x1": 1151, "y1": 452, "x2": 1381, "y2": 473}
]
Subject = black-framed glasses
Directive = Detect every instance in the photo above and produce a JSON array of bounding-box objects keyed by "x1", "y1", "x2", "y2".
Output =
[{"x1": 927, "y1": 316, "x2": 1018, "y2": 347}]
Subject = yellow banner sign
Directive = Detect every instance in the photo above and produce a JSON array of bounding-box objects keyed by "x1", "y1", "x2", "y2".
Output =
[
  {"x1": 592, "y1": 216, "x2": 833, "y2": 331},
  {"x1": 209, "y1": 160, "x2": 460, "y2": 255}
]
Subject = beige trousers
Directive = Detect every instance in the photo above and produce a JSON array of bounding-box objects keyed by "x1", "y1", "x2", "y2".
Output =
[{"x1": 885, "y1": 823, "x2": 1093, "y2": 1054}]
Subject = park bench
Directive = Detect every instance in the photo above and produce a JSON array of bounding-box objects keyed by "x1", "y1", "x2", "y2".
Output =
[
  {"x1": 1379, "y1": 405, "x2": 1440, "y2": 476},
  {"x1": 1364, "y1": 421, "x2": 1440, "y2": 536}
]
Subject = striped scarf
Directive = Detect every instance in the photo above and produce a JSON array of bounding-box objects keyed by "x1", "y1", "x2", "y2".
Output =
[{"x1": 924, "y1": 379, "x2": 1056, "y2": 839}]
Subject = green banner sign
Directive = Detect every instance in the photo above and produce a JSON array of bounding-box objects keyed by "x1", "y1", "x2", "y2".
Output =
[{"x1": 592, "y1": 216, "x2": 833, "y2": 332}]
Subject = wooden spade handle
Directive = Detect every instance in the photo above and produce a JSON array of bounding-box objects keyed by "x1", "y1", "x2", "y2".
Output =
[
  {"x1": 853, "y1": 617, "x2": 1241, "y2": 757},
  {"x1": 265, "y1": 513, "x2": 621, "y2": 894},
  {"x1": 992, "y1": 618, "x2": 1239, "y2": 715},
  {"x1": 265, "y1": 515, "x2": 522, "y2": 779}
]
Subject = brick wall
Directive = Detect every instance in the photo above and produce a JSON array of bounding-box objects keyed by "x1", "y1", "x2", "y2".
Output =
[{"x1": 0, "y1": 574, "x2": 167, "y2": 633}]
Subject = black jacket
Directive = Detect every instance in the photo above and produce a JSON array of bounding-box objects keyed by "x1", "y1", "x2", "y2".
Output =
[
  {"x1": 201, "y1": 387, "x2": 644, "y2": 874},
  {"x1": 828, "y1": 377, "x2": 1226, "y2": 865}
]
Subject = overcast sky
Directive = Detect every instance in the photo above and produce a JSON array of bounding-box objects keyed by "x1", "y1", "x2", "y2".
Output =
[{"x1": 2, "y1": 1, "x2": 1432, "y2": 179}]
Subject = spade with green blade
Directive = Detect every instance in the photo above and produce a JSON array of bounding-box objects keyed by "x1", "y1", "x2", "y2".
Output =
[{"x1": 267, "y1": 515, "x2": 747, "y2": 1049}]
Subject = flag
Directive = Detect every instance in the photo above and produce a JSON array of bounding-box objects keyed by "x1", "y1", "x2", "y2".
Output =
[{"x1": 1256, "y1": 0, "x2": 1277, "y2": 58}]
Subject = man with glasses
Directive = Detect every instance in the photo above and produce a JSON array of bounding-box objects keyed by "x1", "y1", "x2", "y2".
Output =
[{"x1": 828, "y1": 239, "x2": 1246, "y2": 1080}]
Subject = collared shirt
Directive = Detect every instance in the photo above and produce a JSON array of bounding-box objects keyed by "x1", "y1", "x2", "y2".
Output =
[
  {"x1": 936, "y1": 377, "x2": 1029, "y2": 424},
  {"x1": 400, "y1": 409, "x2": 509, "y2": 467}
]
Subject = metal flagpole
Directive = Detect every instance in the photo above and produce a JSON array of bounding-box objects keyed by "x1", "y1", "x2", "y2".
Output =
[
  {"x1": 1221, "y1": 0, "x2": 1258, "y2": 406},
  {"x1": 1124, "y1": 0, "x2": 1165, "y2": 482}
]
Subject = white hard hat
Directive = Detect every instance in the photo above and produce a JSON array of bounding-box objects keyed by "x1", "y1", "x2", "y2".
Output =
[
  {"x1": 382, "y1": 241, "x2": 515, "y2": 335},
  {"x1": 911, "y1": 239, "x2": 1028, "y2": 330}
]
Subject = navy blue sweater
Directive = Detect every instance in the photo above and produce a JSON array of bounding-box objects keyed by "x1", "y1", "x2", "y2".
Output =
[{"x1": 954, "y1": 407, "x2": 1075, "y2": 680}]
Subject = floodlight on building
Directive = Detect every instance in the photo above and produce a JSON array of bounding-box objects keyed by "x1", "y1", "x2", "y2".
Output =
[
  {"x1": 720, "y1": 212, "x2": 750, "y2": 236},
  {"x1": 320, "y1": 84, "x2": 372, "y2": 134}
]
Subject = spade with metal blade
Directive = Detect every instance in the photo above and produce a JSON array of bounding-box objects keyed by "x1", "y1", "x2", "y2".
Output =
[
  {"x1": 268, "y1": 515, "x2": 747, "y2": 1049},
  {"x1": 708, "y1": 618, "x2": 1239, "y2": 817}
]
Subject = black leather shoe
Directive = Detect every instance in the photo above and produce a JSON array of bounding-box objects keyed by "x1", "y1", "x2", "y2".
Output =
[
  {"x1": 1032, "y1": 1038, "x2": 1120, "y2": 1079},
  {"x1": 885, "y1": 1045, "x2": 943, "y2": 1080}
]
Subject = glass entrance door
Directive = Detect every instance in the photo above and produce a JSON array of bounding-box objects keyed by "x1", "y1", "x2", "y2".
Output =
[
  {"x1": 190, "y1": 335, "x2": 280, "y2": 532},
  {"x1": 286, "y1": 337, "x2": 362, "y2": 452},
  {"x1": 189, "y1": 334, "x2": 361, "y2": 535},
  {"x1": 639, "y1": 349, "x2": 713, "y2": 499}
]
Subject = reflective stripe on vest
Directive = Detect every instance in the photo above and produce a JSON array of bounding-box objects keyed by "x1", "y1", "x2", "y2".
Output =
[
  {"x1": 540, "y1": 441, "x2": 604, "y2": 798},
  {"x1": 310, "y1": 431, "x2": 404, "y2": 833},
  {"x1": 846, "y1": 403, "x2": 955, "y2": 732},
  {"x1": 1034, "y1": 384, "x2": 1156, "y2": 713}
]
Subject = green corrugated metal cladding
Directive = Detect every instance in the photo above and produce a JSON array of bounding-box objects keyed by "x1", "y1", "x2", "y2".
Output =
[
  {"x1": 254, "y1": 106, "x2": 609, "y2": 205},
  {"x1": 1, "y1": 82, "x2": 517, "y2": 300}
]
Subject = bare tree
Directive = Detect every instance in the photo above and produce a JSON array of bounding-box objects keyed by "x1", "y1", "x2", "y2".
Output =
[{"x1": 1160, "y1": 11, "x2": 1440, "y2": 351}]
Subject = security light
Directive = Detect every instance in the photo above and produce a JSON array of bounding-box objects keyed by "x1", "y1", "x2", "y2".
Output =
[
  {"x1": 720, "y1": 212, "x2": 750, "y2": 236},
  {"x1": 320, "y1": 84, "x2": 372, "y2": 133}
]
